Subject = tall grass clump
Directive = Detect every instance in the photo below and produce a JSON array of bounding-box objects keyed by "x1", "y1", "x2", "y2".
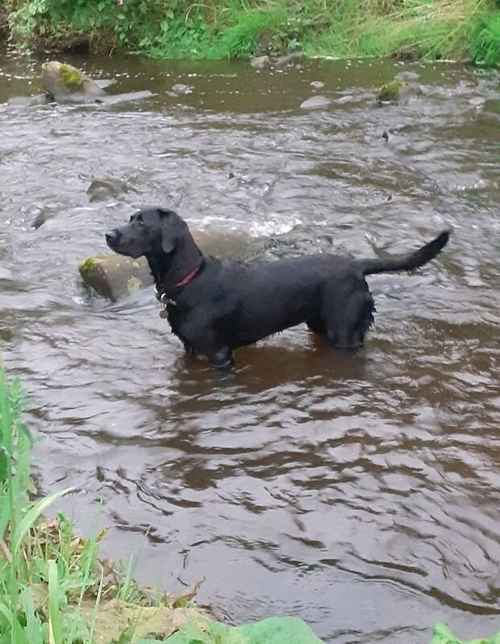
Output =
[
  {"x1": 469, "y1": 9, "x2": 500, "y2": 65},
  {"x1": 0, "y1": 362, "x2": 78, "y2": 643},
  {"x1": 0, "y1": 364, "x2": 128, "y2": 643}
]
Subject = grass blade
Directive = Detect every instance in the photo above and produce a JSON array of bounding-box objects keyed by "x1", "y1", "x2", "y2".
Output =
[
  {"x1": 48, "y1": 560, "x2": 63, "y2": 644},
  {"x1": 21, "y1": 587, "x2": 44, "y2": 643},
  {"x1": 13, "y1": 488, "x2": 75, "y2": 556}
]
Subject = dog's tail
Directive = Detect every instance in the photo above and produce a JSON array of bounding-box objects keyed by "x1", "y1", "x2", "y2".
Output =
[{"x1": 357, "y1": 230, "x2": 450, "y2": 276}]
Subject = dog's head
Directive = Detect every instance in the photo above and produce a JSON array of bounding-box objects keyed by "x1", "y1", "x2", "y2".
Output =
[{"x1": 106, "y1": 207, "x2": 187, "y2": 259}]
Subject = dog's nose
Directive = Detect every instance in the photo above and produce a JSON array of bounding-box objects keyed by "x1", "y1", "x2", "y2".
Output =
[{"x1": 105, "y1": 229, "x2": 120, "y2": 248}]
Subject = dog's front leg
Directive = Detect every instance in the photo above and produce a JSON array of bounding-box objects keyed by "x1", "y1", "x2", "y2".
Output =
[
  {"x1": 209, "y1": 346, "x2": 234, "y2": 370},
  {"x1": 181, "y1": 340, "x2": 195, "y2": 355}
]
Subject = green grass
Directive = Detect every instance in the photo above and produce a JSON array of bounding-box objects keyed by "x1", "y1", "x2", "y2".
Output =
[
  {"x1": 5, "y1": 0, "x2": 498, "y2": 65},
  {"x1": 470, "y1": 9, "x2": 500, "y2": 65},
  {"x1": 303, "y1": 0, "x2": 500, "y2": 63}
]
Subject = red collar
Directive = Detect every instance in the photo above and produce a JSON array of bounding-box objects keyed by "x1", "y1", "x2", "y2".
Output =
[{"x1": 175, "y1": 262, "x2": 202, "y2": 288}]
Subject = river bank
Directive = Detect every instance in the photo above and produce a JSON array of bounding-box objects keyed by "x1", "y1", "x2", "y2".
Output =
[{"x1": 1, "y1": 0, "x2": 499, "y2": 66}]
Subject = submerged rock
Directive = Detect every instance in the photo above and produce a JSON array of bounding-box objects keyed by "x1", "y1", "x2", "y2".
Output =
[
  {"x1": 395, "y1": 70, "x2": 420, "y2": 82},
  {"x1": 274, "y1": 52, "x2": 304, "y2": 68},
  {"x1": 41, "y1": 61, "x2": 106, "y2": 102},
  {"x1": 7, "y1": 94, "x2": 48, "y2": 108},
  {"x1": 250, "y1": 55, "x2": 271, "y2": 70},
  {"x1": 377, "y1": 77, "x2": 423, "y2": 105},
  {"x1": 31, "y1": 205, "x2": 59, "y2": 229},
  {"x1": 300, "y1": 95, "x2": 332, "y2": 110},
  {"x1": 377, "y1": 80, "x2": 405, "y2": 103},
  {"x1": 87, "y1": 177, "x2": 137, "y2": 202},
  {"x1": 94, "y1": 90, "x2": 153, "y2": 107},
  {"x1": 79, "y1": 255, "x2": 153, "y2": 300},
  {"x1": 251, "y1": 52, "x2": 304, "y2": 71},
  {"x1": 171, "y1": 83, "x2": 193, "y2": 95}
]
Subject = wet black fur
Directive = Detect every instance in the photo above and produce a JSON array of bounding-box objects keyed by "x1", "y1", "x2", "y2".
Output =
[{"x1": 106, "y1": 207, "x2": 450, "y2": 368}]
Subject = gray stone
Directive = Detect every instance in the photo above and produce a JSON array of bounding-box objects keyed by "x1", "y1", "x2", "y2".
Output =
[
  {"x1": 171, "y1": 83, "x2": 193, "y2": 95},
  {"x1": 310, "y1": 81, "x2": 325, "y2": 89},
  {"x1": 250, "y1": 56, "x2": 271, "y2": 70},
  {"x1": 300, "y1": 95, "x2": 332, "y2": 110}
]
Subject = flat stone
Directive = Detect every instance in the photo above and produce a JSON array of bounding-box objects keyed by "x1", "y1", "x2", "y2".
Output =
[{"x1": 300, "y1": 95, "x2": 332, "y2": 110}]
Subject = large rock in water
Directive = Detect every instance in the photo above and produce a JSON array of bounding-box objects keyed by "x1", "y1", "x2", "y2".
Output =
[
  {"x1": 41, "y1": 61, "x2": 106, "y2": 102},
  {"x1": 79, "y1": 255, "x2": 154, "y2": 300}
]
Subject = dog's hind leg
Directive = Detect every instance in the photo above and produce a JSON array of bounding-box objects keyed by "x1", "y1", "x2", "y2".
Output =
[
  {"x1": 323, "y1": 284, "x2": 375, "y2": 350},
  {"x1": 306, "y1": 315, "x2": 326, "y2": 335}
]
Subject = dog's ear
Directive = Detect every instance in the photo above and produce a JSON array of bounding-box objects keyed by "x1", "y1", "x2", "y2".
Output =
[{"x1": 158, "y1": 208, "x2": 182, "y2": 254}]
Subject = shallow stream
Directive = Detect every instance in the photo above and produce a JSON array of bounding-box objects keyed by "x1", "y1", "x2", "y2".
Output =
[{"x1": 1, "y1": 50, "x2": 499, "y2": 642}]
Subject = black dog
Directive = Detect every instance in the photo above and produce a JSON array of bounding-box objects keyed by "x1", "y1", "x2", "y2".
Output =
[{"x1": 106, "y1": 207, "x2": 449, "y2": 368}]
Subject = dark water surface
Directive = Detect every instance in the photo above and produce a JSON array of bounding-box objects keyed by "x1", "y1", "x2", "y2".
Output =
[{"x1": 1, "y1": 50, "x2": 499, "y2": 642}]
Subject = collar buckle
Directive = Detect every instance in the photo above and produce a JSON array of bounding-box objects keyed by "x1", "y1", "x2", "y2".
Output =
[{"x1": 156, "y1": 289, "x2": 177, "y2": 315}]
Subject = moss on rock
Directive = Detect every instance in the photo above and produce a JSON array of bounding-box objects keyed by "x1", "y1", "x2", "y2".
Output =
[
  {"x1": 58, "y1": 63, "x2": 85, "y2": 90},
  {"x1": 377, "y1": 79, "x2": 405, "y2": 103}
]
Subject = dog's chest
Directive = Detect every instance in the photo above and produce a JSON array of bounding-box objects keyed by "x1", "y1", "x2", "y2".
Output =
[{"x1": 164, "y1": 304, "x2": 184, "y2": 333}]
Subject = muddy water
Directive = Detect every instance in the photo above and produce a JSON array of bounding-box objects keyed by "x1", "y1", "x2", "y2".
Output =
[{"x1": 1, "y1": 49, "x2": 500, "y2": 642}]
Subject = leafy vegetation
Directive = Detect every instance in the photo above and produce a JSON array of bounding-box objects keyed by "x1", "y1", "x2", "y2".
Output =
[
  {"x1": 432, "y1": 623, "x2": 500, "y2": 644},
  {"x1": 0, "y1": 361, "x2": 207, "y2": 643},
  {"x1": 2, "y1": 0, "x2": 499, "y2": 65}
]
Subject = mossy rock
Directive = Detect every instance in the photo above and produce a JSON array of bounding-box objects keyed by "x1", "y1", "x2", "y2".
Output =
[
  {"x1": 377, "y1": 79, "x2": 406, "y2": 103},
  {"x1": 79, "y1": 254, "x2": 153, "y2": 300},
  {"x1": 41, "y1": 61, "x2": 106, "y2": 101}
]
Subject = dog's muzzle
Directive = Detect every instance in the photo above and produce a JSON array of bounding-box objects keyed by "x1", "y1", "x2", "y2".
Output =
[{"x1": 105, "y1": 229, "x2": 121, "y2": 250}]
